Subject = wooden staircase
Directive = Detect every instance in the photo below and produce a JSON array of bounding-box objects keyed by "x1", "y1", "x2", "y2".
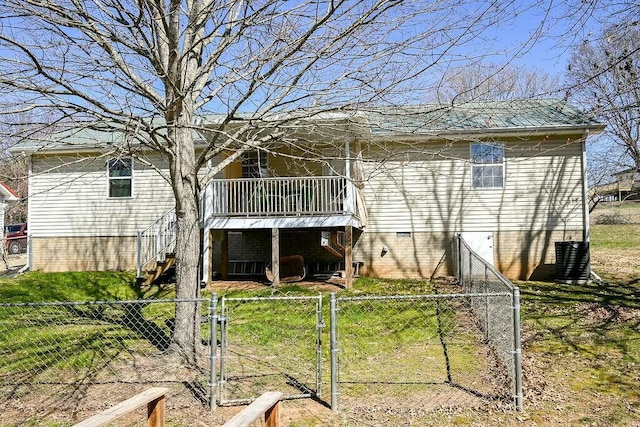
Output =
[
  {"x1": 321, "y1": 230, "x2": 345, "y2": 258},
  {"x1": 136, "y1": 209, "x2": 177, "y2": 286},
  {"x1": 137, "y1": 253, "x2": 176, "y2": 286}
]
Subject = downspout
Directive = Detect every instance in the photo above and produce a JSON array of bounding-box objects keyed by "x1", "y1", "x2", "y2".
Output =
[
  {"x1": 344, "y1": 137, "x2": 356, "y2": 215},
  {"x1": 22, "y1": 156, "x2": 33, "y2": 273},
  {"x1": 581, "y1": 131, "x2": 590, "y2": 243}
]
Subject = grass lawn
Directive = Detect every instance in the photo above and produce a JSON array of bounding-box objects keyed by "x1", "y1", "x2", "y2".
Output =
[
  {"x1": 0, "y1": 271, "x2": 144, "y2": 302},
  {"x1": 504, "y1": 203, "x2": 640, "y2": 426}
]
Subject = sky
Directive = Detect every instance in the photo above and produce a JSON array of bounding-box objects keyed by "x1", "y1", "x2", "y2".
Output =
[
  {"x1": 468, "y1": 0, "x2": 636, "y2": 84},
  {"x1": 489, "y1": 1, "x2": 607, "y2": 78}
]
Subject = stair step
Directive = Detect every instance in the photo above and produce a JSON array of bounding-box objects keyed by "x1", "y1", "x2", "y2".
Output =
[
  {"x1": 139, "y1": 256, "x2": 176, "y2": 286},
  {"x1": 321, "y1": 230, "x2": 345, "y2": 257}
]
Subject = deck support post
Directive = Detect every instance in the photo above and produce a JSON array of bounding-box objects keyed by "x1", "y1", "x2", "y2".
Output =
[
  {"x1": 221, "y1": 230, "x2": 229, "y2": 280},
  {"x1": 206, "y1": 229, "x2": 213, "y2": 283},
  {"x1": 344, "y1": 225, "x2": 353, "y2": 289},
  {"x1": 271, "y1": 227, "x2": 280, "y2": 287}
]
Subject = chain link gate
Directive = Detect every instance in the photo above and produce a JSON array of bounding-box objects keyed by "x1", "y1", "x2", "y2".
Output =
[{"x1": 215, "y1": 295, "x2": 324, "y2": 405}]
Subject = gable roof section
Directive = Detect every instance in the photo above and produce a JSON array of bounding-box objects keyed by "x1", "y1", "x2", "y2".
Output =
[
  {"x1": 11, "y1": 122, "x2": 206, "y2": 154},
  {"x1": 13, "y1": 126, "x2": 129, "y2": 153},
  {"x1": 11, "y1": 99, "x2": 604, "y2": 154},
  {"x1": 360, "y1": 99, "x2": 605, "y2": 137},
  {"x1": 0, "y1": 181, "x2": 18, "y2": 201}
]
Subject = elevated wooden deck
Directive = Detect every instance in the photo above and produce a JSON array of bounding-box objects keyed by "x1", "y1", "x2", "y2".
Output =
[{"x1": 204, "y1": 176, "x2": 364, "y2": 229}]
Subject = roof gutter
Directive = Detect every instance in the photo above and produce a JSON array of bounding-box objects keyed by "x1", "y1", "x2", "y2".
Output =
[
  {"x1": 582, "y1": 129, "x2": 591, "y2": 244},
  {"x1": 10, "y1": 139, "x2": 209, "y2": 156},
  {"x1": 366, "y1": 124, "x2": 607, "y2": 142}
]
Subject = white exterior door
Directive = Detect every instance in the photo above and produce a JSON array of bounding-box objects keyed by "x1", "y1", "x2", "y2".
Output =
[
  {"x1": 460, "y1": 232, "x2": 494, "y2": 266},
  {"x1": 323, "y1": 148, "x2": 346, "y2": 177}
]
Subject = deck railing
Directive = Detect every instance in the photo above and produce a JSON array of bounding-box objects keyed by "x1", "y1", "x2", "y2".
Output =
[
  {"x1": 209, "y1": 176, "x2": 358, "y2": 217},
  {"x1": 136, "y1": 210, "x2": 176, "y2": 278}
]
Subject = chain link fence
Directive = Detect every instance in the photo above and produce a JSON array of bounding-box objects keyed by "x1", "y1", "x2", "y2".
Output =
[
  {"x1": 0, "y1": 298, "x2": 213, "y2": 425},
  {"x1": 217, "y1": 295, "x2": 323, "y2": 405},
  {"x1": 329, "y1": 293, "x2": 518, "y2": 419},
  {"x1": 455, "y1": 234, "x2": 523, "y2": 410},
  {"x1": 1, "y1": 238, "x2": 521, "y2": 425}
]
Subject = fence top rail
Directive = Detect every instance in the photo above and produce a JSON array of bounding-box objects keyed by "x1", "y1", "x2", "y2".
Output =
[
  {"x1": 223, "y1": 295, "x2": 322, "y2": 303},
  {"x1": 458, "y1": 235, "x2": 516, "y2": 292},
  {"x1": 336, "y1": 292, "x2": 512, "y2": 302},
  {"x1": 0, "y1": 297, "x2": 209, "y2": 308}
]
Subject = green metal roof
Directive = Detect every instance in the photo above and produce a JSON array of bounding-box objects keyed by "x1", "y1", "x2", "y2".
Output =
[
  {"x1": 11, "y1": 123, "x2": 205, "y2": 153},
  {"x1": 360, "y1": 99, "x2": 604, "y2": 136},
  {"x1": 13, "y1": 127, "x2": 129, "y2": 153},
  {"x1": 12, "y1": 99, "x2": 604, "y2": 153}
]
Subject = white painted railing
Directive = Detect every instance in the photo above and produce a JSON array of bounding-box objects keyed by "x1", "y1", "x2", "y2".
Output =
[
  {"x1": 210, "y1": 176, "x2": 358, "y2": 217},
  {"x1": 136, "y1": 210, "x2": 176, "y2": 278}
]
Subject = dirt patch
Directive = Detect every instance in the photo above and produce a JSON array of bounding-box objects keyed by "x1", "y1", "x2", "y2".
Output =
[
  {"x1": 205, "y1": 278, "x2": 346, "y2": 293},
  {"x1": 590, "y1": 248, "x2": 640, "y2": 283},
  {"x1": 575, "y1": 302, "x2": 640, "y2": 323},
  {"x1": 0, "y1": 351, "x2": 334, "y2": 426}
]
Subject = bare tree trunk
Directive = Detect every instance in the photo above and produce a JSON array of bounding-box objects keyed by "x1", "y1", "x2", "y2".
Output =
[{"x1": 168, "y1": 114, "x2": 201, "y2": 362}]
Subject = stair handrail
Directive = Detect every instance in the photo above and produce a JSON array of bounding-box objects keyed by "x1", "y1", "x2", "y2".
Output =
[{"x1": 136, "y1": 209, "x2": 177, "y2": 278}]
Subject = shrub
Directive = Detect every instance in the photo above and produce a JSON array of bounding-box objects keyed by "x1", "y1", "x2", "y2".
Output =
[{"x1": 592, "y1": 213, "x2": 631, "y2": 225}]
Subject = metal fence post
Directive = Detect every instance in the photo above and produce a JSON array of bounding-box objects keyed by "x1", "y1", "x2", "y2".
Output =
[
  {"x1": 315, "y1": 294, "x2": 323, "y2": 399},
  {"x1": 456, "y1": 234, "x2": 461, "y2": 280},
  {"x1": 512, "y1": 287, "x2": 523, "y2": 411},
  {"x1": 468, "y1": 250, "x2": 473, "y2": 291},
  {"x1": 209, "y1": 294, "x2": 218, "y2": 410},
  {"x1": 329, "y1": 293, "x2": 339, "y2": 411},
  {"x1": 136, "y1": 231, "x2": 142, "y2": 277},
  {"x1": 27, "y1": 235, "x2": 32, "y2": 272},
  {"x1": 484, "y1": 264, "x2": 489, "y2": 340},
  {"x1": 219, "y1": 296, "x2": 227, "y2": 403}
]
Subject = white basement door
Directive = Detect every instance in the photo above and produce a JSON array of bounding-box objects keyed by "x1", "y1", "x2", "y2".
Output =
[{"x1": 460, "y1": 232, "x2": 494, "y2": 266}]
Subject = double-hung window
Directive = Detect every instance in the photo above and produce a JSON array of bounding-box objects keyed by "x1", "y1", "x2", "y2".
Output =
[
  {"x1": 107, "y1": 157, "x2": 133, "y2": 198},
  {"x1": 241, "y1": 150, "x2": 268, "y2": 178},
  {"x1": 471, "y1": 143, "x2": 504, "y2": 189}
]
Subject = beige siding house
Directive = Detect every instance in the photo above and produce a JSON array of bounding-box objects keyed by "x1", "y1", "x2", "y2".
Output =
[
  {"x1": 16, "y1": 99, "x2": 604, "y2": 281},
  {"x1": 18, "y1": 129, "x2": 176, "y2": 272},
  {"x1": 357, "y1": 138, "x2": 587, "y2": 279}
]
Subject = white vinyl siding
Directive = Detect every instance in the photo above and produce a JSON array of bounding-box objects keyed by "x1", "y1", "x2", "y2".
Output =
[
  {"x1": 29, "y1": 153, "x2": 174, "y2": 237},
  {"x1": 361, "y1": 138, "x2": 585, "y2": 233}
]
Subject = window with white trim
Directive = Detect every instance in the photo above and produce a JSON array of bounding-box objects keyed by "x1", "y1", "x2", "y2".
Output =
[
  {"x1": 241, "y1": 150, "x2": 268, "y2": 178},
  {"x1": 471, "y1": 143, "x2": 504, "y2": 189},
  {"x1": 107, "y1": 157, "x2": 133, "y2": 197}
]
